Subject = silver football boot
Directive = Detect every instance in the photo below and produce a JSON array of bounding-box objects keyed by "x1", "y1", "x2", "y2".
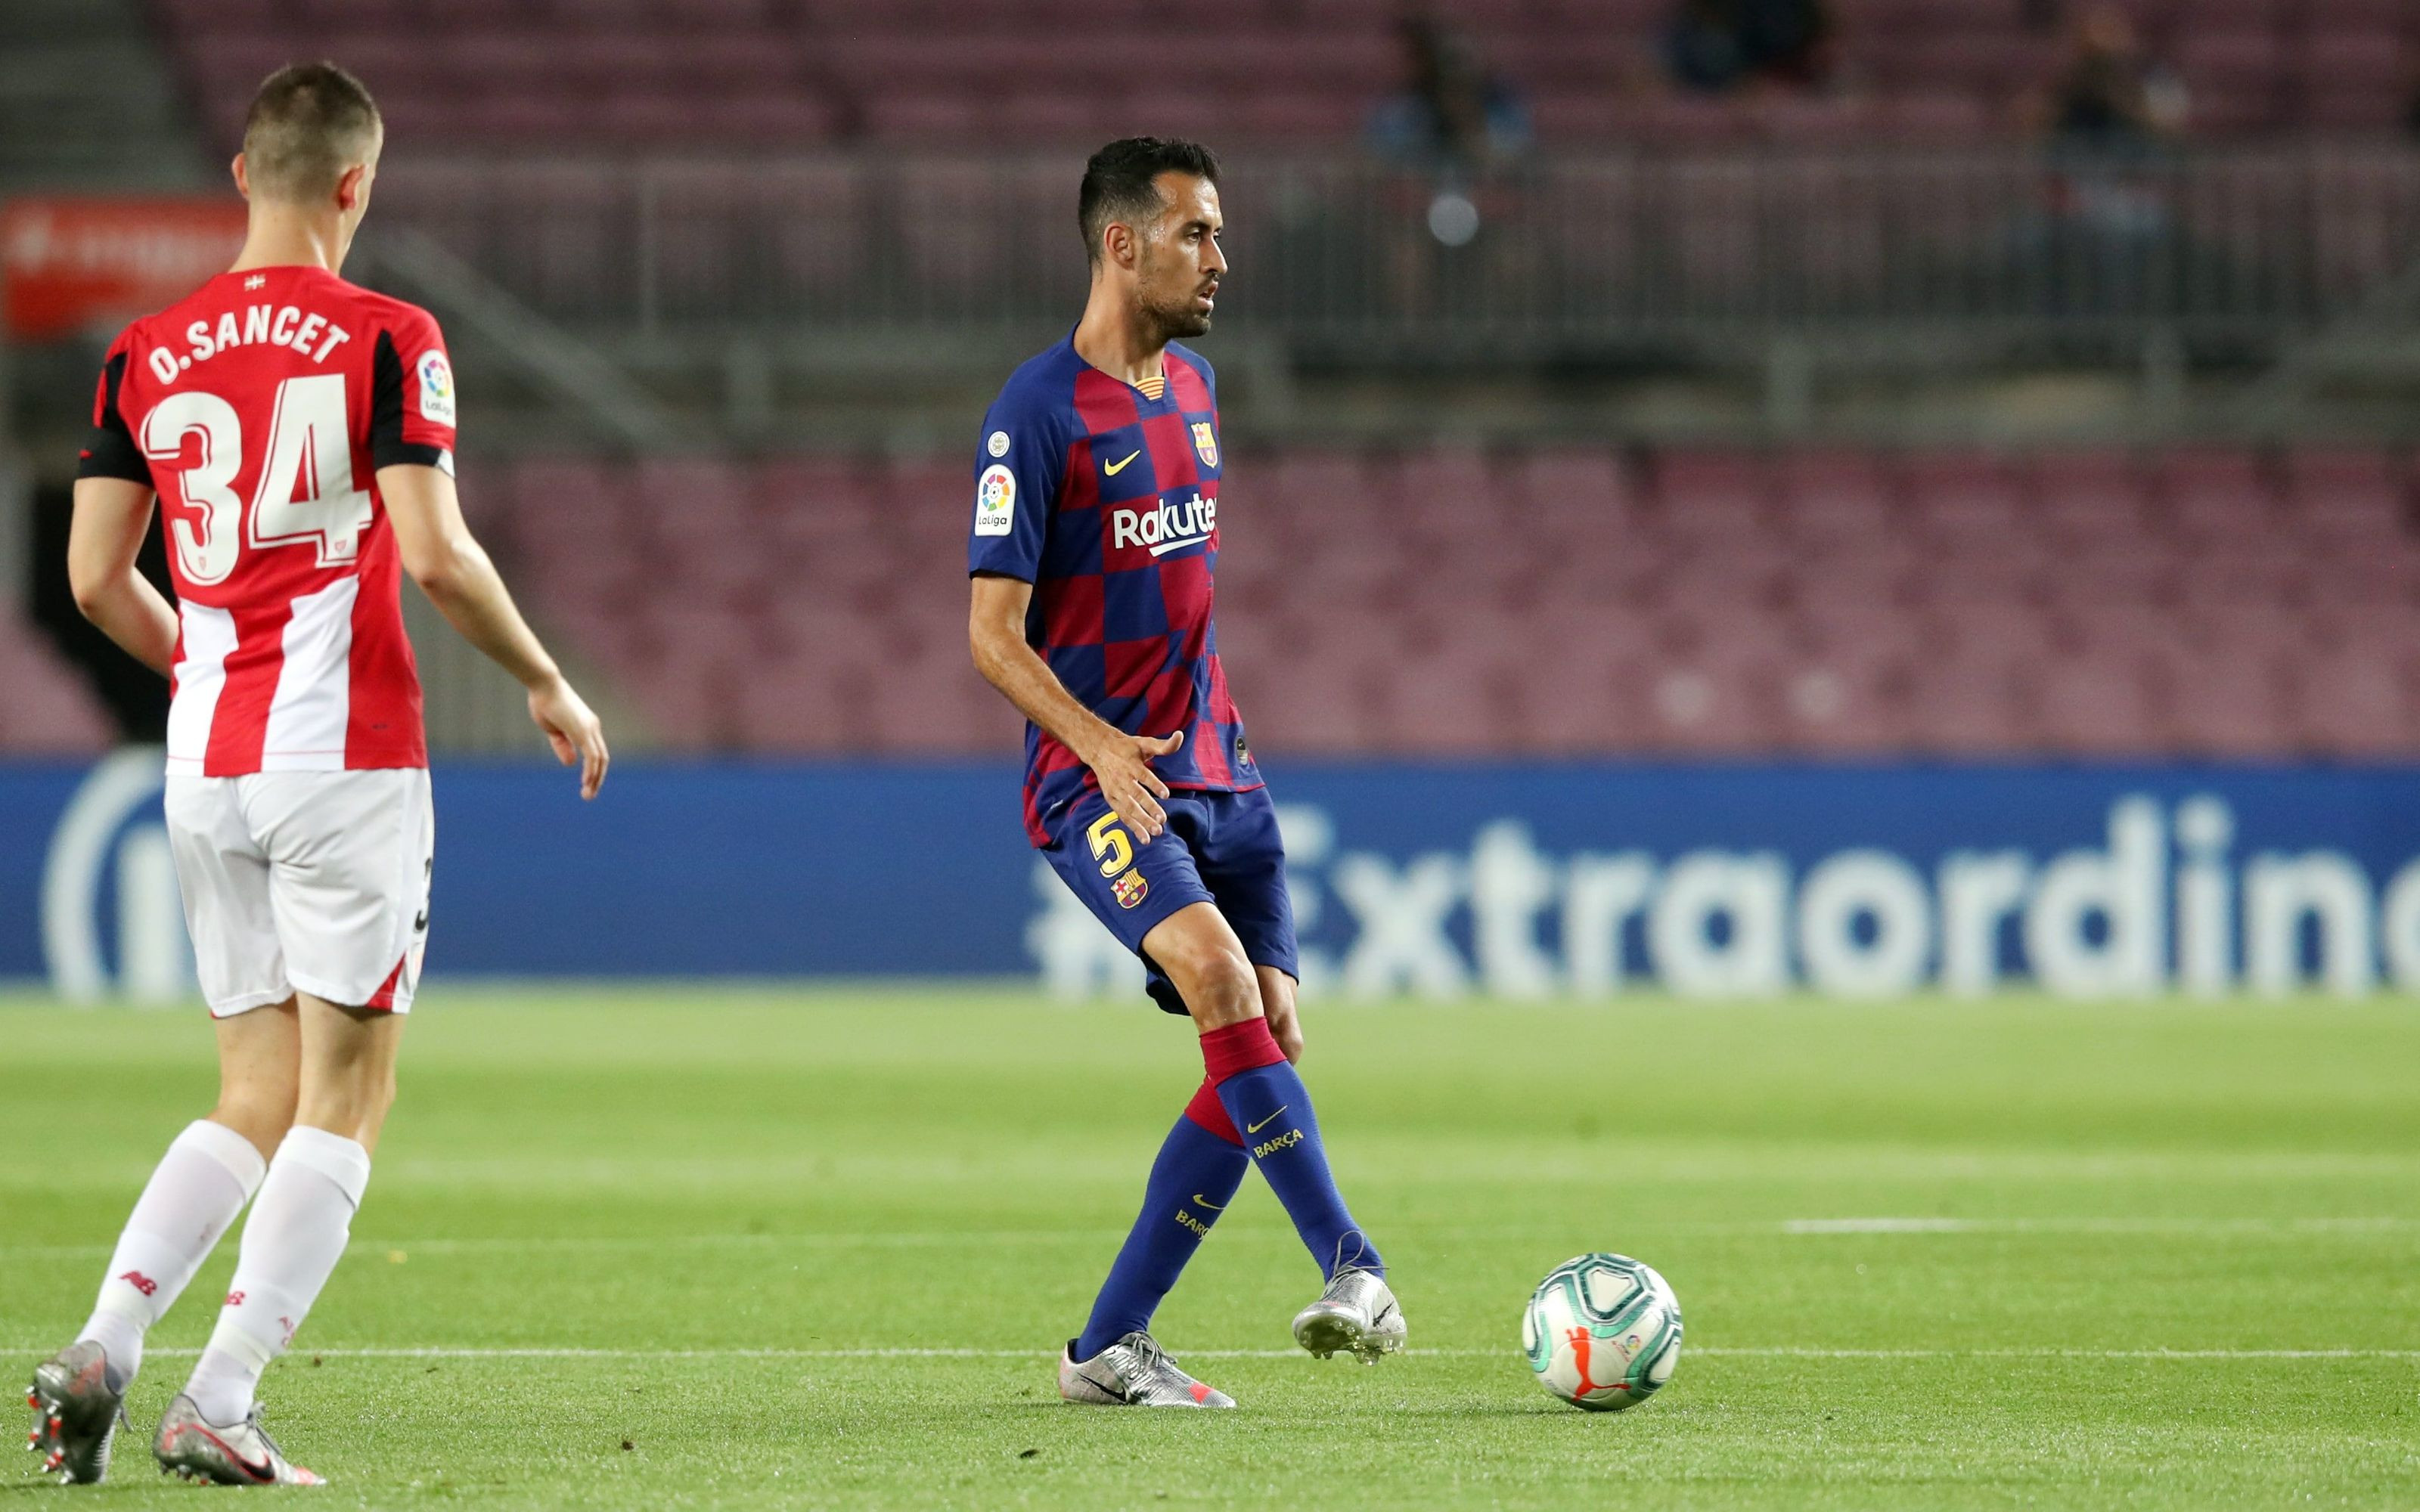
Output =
[
  {"x1": 1059, "y1": 1333, "x2": 1237, "y2": 1408},
  {"x1": 26, "y1": 1340, "x2": 126, "y2": 1484},
  {"x1": 153, "y1": 1393, "x2": 325, "y2": 1486},
  {"x1": 1292, "y1": 1264, "x2": 1407, "y2": 1363}
]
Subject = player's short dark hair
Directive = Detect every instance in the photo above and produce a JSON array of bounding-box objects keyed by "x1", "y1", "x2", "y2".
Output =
[
  {"x1": 1078, "y1": 137, "x2": 1220, "y2": 268},
  {"x1": 242, "y1": 62, "x2": 383, "y2": 203}
]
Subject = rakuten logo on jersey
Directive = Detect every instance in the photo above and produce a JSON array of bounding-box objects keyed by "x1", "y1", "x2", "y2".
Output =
[{"x1": 1111, "y1": 492, "x2": 1216, "y2": 557}]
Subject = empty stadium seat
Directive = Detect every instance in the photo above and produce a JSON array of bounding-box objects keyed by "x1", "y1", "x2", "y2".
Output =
[
  {"x1": 0, "y1": 610, "x2": 116, "y2": 756},
  {"x1": 492, "y1": 444, "x2": 2420, "y2": 760}
]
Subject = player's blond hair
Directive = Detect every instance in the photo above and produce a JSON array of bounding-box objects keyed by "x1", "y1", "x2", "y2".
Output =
[{"x1": 241, "y1": 62, "x2": 382, "y2": 203}]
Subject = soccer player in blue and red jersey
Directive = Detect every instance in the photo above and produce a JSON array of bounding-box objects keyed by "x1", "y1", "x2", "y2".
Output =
[{"x1": 968, "y1": 138, "x2": 1403, "y2": 1409}]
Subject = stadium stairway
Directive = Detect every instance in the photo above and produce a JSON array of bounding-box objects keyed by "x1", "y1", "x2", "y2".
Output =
[{"x1": 0, "y1": 0, "x2": 206, "y2": 194}]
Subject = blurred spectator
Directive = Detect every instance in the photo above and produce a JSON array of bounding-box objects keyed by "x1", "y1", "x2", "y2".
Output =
[
  {"x1": 2029, "y1": 5, "x2": 2186, "y2": 145},
  {"x1": 2019, "y1": 0, "x2": 2064, "y2": 33},
  {"x1": 2018, "y1": 4, "x2": 2188, "y2": 318},
  {"x1": 1662, "y1": 0, "x2": 1835, "y2": 94},
  {"x1": 1368, "y1": 12, "x2": 1532, "y2": 178}
]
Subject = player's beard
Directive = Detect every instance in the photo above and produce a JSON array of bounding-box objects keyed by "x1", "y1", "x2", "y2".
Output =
[{"x1": 1142, "y1": 286, "x2": 1212, "y2": 342}]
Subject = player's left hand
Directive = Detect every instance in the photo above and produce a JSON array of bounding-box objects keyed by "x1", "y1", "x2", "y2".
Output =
[
  {"x1": 1258, "y1": 967, "x2": 1304, "y2": 1064},
  {"x1": 529, "y1": 674, "x2": 610, "y2": 800},
  {"x1": 1267, "y1": 999, "x2": 1304, "y2": 1064},
  {"x1": 1085, "y1": 729, "x2": 1182, "y2": 844}
]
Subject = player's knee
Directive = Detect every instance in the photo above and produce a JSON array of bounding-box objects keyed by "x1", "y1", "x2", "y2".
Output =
[
  {"x1": 1174, "y1": 947, "x2": 1261, "y2": 1030},
  {"x1": 296, "y1": 1067, "x2": 396, "y2": 1149},
  {"x1": 212, "y1": 1083, "x2": 296, "y2": 1157}
]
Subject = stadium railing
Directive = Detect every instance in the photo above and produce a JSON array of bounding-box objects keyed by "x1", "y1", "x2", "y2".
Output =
[{"x1": 371, "y1": 144, "x2": 2420, "y2": 361}]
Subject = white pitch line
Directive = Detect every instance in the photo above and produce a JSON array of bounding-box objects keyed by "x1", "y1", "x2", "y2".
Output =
[
  {"x1": 6, "y1": 1215, "x2": 2415, "y2": 1263},
  {"x1": 6, "y1": 1346, "x2": 2412, "y2": 1362},
  {"x1": 1785, "y1": 1218, "x2": 1976, "y2": 1234},
  {"x1": 1779, "y1": 1216, "x2": 2420, "y2": 1235}
]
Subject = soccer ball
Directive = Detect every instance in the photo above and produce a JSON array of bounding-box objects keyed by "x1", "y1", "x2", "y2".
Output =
[{"x1": 1522, "y1": 1253, "x2": 1683, "y2": 1411}]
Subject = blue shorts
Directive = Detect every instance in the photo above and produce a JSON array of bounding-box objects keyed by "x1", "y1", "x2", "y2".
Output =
[{"x1": 1041, "y1": 784, "x2": 1300, "y2": 1016}]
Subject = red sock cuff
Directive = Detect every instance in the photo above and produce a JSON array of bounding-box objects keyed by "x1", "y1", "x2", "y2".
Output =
[
  {"x1": 1199, "y1": 1017, "x2": 1286, "y2": 1085},
  {"x1": 1182, "y1": 1077, "x2": 1241, "y2": 1144}
]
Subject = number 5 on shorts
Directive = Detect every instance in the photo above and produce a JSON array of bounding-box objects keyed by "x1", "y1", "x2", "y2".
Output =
[{"x1": 1087, "y1": 812, "x2": 1134, "y2": 876}]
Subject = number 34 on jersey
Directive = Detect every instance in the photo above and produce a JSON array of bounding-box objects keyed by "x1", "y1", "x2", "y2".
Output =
[{"x1": 76, "y1": 263, "x2": 460, "y2": 776}]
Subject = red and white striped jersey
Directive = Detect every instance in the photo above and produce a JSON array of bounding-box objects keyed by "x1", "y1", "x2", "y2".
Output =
[{"x1": 78, "y1": 265, "x2": 457, "y2": 776}]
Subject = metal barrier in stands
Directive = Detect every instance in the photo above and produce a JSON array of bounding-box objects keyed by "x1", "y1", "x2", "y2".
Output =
[{"x1": 370, "y1": 145, "x2": 2420, "y2": 358}]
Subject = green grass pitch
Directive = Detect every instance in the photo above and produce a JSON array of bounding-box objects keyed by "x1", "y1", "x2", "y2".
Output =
[{"x1": 4, "y1": 986, "x2": 2416, "y2": 1509}]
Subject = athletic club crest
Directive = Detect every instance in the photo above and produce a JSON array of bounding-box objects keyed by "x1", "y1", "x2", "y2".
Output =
[{"x1": 1190, "y1": 422, "x2": 1218, "y2": 468}]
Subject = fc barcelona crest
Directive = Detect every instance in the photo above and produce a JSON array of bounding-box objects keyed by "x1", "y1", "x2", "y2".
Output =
[
  {"x1": 1190, "y1": 422, "x2": 1218, "y2": 469},
  {"x1": 1113, "y1": 871, "x2": 1150, "y2": 909}
]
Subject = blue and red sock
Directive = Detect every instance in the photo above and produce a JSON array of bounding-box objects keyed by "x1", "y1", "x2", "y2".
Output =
[
  {"x1": 1202, "y1": 1018, "x2": 1382, "y2": 1279},
  {"x1": 1072, "y1": 1080, "x2": 1249, "y2": 1362}
]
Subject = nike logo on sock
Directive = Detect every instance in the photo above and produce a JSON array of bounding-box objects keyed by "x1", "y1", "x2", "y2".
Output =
[
  {"x1": 1246, "y1": 1107, "x2": 1289, "y2": 1134},
  {"x1": 1190, "y1": 1194, "x2": 1227, "y2": 1210}
]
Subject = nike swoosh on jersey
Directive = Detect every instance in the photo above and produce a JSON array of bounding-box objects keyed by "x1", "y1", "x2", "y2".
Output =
[
  {"x1": 1103, "y1": 449, "x2": 1143, "y2": 476},
  {"x1": 1246, "y1": 1107, "x2": 1289, "y2": 1134}
]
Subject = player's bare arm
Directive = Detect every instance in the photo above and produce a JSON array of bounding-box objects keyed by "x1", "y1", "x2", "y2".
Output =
[
  {"x1": 65, "y1": 478, "x2": 177, "y2": 677},
  {"x1": 969, "y1": 571, "x2": 1182, "y2": 841},
  {"x1": 381, "y1": 462, "x2": 608, "y2": 799}
]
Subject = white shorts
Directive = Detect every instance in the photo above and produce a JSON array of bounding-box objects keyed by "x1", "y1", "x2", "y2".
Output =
[{"x1": 163, "y1": 768, "x2": 435, "y2": 1018}]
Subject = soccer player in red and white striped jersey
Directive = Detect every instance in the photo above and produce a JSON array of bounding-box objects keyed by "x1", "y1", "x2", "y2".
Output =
[{"x1": 27, "y1": 63, "x2": 607, "y2": 1487}]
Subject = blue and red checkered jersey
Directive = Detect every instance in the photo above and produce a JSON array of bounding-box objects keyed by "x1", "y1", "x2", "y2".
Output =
[{"x1": 970, "y1": 334, "x2": 1260, "y2": 846}]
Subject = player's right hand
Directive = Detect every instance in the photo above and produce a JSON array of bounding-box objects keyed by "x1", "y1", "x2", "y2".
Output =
[
  {"x1": 1087, "y1": 730, "x2": 1182, "y2": 843},
  {"x1": 529, "y1": 674, "x2": 610, "y2": 800}
]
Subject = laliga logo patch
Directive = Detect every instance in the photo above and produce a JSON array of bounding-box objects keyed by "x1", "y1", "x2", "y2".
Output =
[
  {"x1": 1113, "y1": 870, "x2": 1150, "y2": 909},
  {"x1": 973, "y1": 463, "x2": 1015, "y2": 537},
  {"x1": 417, "y1": 349, "x2": 455, "y2": 426},
  {"x1": 1190, "y1": 422, "x2": 1218, "y2": 468}
]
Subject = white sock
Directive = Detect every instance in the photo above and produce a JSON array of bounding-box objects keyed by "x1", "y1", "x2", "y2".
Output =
[
  {"x1": 76, "y1": 1120, "x2": 267, "y2": 1390},
  {"x1": 185, "y1": 1127, "x2": 371, "y2": 1426}
]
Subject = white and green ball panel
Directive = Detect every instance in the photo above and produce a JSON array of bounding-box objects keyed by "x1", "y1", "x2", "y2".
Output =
[{"x1": 1522, "y1": 1253, "x2": 1683, "y2": 1412}]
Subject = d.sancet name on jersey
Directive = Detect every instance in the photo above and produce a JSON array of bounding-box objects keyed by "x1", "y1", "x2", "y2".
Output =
[{"x1": 146, "y1": 303, "x2": 354, "y2": 384}]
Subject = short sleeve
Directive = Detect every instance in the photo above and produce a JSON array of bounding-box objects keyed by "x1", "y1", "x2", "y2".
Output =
[
  {"x1": 76, "y1": 333, "x2": 151, "y2": 485},
  {"x1": 966, "y1": 392, "x2": 1064, "y2": 584},
  {"x1": 371, "y1": 305, "x2": 458, "y2": 473}
]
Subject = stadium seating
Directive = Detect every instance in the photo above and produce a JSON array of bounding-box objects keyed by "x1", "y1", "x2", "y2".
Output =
[
  {"x1": 148, "y1": 0, "x2": 2419, "y2": 152},
  {"x1": 487, "y1": 445, "x2": 2420, "y2": 759},
  {"x1": 0, "y1": 603, "x2": 116, "y2": 755}
]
